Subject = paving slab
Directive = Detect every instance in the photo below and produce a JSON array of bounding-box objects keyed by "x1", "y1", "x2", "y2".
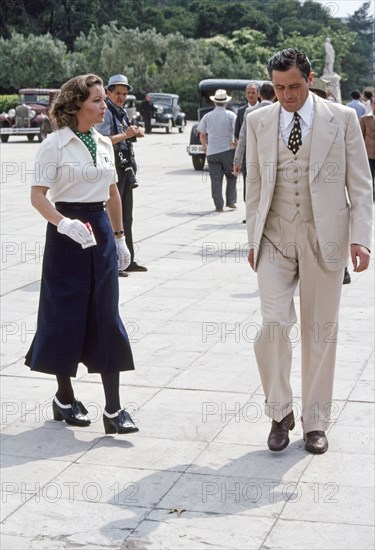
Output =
[{"x1": 0, "y1": 125, "x2": 374, "y2": 549}]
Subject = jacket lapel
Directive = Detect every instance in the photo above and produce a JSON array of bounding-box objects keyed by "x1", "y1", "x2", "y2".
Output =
[
  {"x1": 309, "y1": 98, "x2": 338, "y2": 184},
  {"x1": 257, "y1": 103, "x2": 279, "y2": 189}
]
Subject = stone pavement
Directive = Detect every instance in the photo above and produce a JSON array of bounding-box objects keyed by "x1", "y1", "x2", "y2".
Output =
[{"x1": 1, "y1": 123, "x2": 374, "y2": 549}]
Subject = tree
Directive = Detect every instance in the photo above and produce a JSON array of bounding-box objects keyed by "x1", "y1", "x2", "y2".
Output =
[
  {"x1": 0, "y1": 32, "x2": 69, "y2": 91},
  {"x1": 201, "y1": 29, "x2": 273, "y2": 80},
  {"x1": 341, "y1": 1, "x2": 373, "y2": 97},
  {"x1": 276, "y1": 28, "x2": 357, "y2": 82}
]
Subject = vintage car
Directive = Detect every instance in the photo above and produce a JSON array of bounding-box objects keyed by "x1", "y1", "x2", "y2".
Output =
[
  {"x1": 187, "y1": 79, "x2": 264, "y2": 170},
  {"x1": 124, "y1": 94, "x2": 141, "y2": 126},
  {"x1": 146, "y1": 93, "x2": 186, "y2": 133},
  {"x1": 0, "y1": 88, "x2": 59, "y2": 143}
]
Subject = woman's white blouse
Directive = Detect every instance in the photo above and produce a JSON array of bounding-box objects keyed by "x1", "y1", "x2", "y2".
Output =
[{"x1": 30, "y1": 127, "x2": 117, "y2": 202}]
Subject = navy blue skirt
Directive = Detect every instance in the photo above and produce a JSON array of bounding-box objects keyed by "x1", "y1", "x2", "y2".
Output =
[{"x1": 25, "y1": 207, "x2": 135, "y2": 377}]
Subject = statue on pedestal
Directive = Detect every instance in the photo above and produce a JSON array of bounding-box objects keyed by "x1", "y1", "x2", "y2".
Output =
[
  {"x1": 322, "y1": 37, "x2": 342, "y2": 103},
  {"x1": 324, "y1": 37, "x2": 335, "y2": 75}
]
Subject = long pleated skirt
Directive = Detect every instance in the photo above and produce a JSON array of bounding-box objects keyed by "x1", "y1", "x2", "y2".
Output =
[{"x1": 25, "y1": 206, "x2": 135, "y2": 377}]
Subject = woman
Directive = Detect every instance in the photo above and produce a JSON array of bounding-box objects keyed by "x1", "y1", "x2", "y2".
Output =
[{"x1": 25, "y1": 74, "x2": 138, "y2": 435}]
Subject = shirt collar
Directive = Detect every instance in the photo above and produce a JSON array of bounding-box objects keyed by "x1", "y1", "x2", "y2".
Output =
[
  {"x1": 281, "y1": 91, "x2": 314, "y2": 127},
  {"x1": 107, "y1": 98, "x2": 126, "y2": 116},
  {"x1": 57, "y1": 126, "x2": 108, "y2": 148}
]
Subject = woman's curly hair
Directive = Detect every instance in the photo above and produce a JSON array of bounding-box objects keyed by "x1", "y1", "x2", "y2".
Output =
[{"x1": 51, "y1": 74, "x2": 103, "y2": 129}]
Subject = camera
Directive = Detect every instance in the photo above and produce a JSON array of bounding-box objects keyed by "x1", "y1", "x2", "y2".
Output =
[{"x1": 118, "y1": 151, "x2": 138, "y2": 189}]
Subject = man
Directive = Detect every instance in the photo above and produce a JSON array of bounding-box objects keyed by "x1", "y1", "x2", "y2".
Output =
[
  {"x1": 360, "y1": 95, "x2": 375, "y2": 200},
  {"x1": 234, "y1": 83, "x2": 259, "y2": 144},
  {"x1": 197, "y1": 89, "x2": 237, "y2": 212},
  {"x1": 97, "y1": 74, "x2": 147, "y2": 276},
  {"x1": 140, "y1": 94, "x2": 154, "y2": 134},
  {"x1": 246, "y1": 49, "x2": 372, "y2": 454},
  {"x1": 346, "y1": 90, "x2": 366, "y2": 119},
  {"x1": 233, "y1": 82, "x2": 275, "y2": 177},
  {"x1": 234, "y1": 83, "x2": 259, "y2": 213}
]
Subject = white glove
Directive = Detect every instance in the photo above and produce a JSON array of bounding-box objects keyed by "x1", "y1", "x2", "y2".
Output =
[
  {"x1": 57, "y1": 218, "x2": 92, "y2": 245},
  {"x1": 115, "y1": 236, "x2": 131, "y2": 270}
]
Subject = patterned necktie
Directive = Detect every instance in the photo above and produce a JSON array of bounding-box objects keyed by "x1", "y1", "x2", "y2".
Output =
[{"x1": 287, "y1": 112, "x2": 302, "y2": 154}]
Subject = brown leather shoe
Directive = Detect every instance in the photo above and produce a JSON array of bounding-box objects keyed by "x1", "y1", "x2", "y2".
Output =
[
  {"x1": 304, "y1": 431, "x2": 328, "y2": 454},
  {"x1": 267, "y1": 411, "x2": 295, "y2": 452}
]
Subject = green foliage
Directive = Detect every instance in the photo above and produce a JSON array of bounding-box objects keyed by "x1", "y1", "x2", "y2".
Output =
[
  {"x1": 0, "y1": 94, "x2": 18, "y2": 113},
  {"x1": 0, "y1": 1, "x2": 372, "y2": 105},
  {"x1": 202, "y1": 28, "x2": 273, "y2": 80},
  {"x1": 71, "y1": 24, "x2": 211, "y2": 106},
  {"x1": 275, "y1": 28, "x2": 357, "y2": 82},
  {"x1": 341, "y1": 1, "x2": 374, "y2": 97},
  {"x1": 0, "y1": 32, "x2": 69, "y2": 91}
]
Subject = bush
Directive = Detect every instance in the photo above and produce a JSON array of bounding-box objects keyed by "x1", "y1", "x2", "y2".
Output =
[
  {"x1": 182, "y1": 101, "x2": 198, "y2": 121},
  {"x1": 0, "y1": 94, "x2": 18, "y2": 113}
]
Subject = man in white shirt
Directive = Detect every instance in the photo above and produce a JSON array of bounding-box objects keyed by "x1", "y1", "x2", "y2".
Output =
[
  {"x1": 246, "y1": 48, "x2": 372, "y2": 455},
  {"x1": 197, "y1": 89, "x2": 237, "y2": 211},
  {"x1": 234, "y1": 83, "x2": 259, "y2": 214},
  {"x1": 233, "y1": 82, "x2": 275, "y2": 177}
]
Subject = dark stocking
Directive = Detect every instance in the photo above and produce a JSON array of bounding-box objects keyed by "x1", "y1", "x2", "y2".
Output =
[
  {"x1": 56, "y1": 375, "x2": 74, "y2": 404},
  {"x1": 101, "y1": 371, "x2": 121, "y2": 414}
]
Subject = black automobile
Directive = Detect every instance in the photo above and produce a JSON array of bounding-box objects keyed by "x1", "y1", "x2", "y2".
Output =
[
  {"x1": 147, "y1": 93, "x2": 186, "y2": 133},
  {"x1": 187, "y1": 78, "x2": 264, "y2": 170}
]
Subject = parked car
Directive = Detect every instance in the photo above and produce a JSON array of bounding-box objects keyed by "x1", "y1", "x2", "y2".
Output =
[
  {"x1": 0, "y1": 88, "x2": 59, "y2": 143},
  {"x1": 124, "y1": 94, "x2": 141, "y2": 126},
  {"x1": 146, "y1": 93, "x2": 186, "y2": 133},
  {"x1": 187, "y1": 79, "x2": 264, "y2": 170}
]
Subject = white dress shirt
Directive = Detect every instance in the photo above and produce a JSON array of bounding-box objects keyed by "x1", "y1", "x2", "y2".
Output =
[{"x1": 280, "y1": 92, "x2": 314, "y2": 147}]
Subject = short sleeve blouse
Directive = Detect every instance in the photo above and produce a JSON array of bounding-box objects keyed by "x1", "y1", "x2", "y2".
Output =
[{"x1": 30, "y1": 127, "x2": 118, "y2": 203}]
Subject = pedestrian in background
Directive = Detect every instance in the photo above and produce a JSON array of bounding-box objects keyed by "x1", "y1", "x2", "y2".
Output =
[
  {"x1": 197, "y1": 89, "x2": 237, "y2": 212},
  {"x1": 234, "y1": 82, "x2": 259, "y2": 221},
  {"x1": 140, "y1": 94, "x2": 155, "y2": 134},
  {"x1": 360, "y1": 95, "x2": 375, "y2": 200},
  {"x1": 233, "y1": 82, "x2": 275, "y2": 178},
  {"x1": 346, "y1": 89, "x2": 366, "y2": 119},
  {"x1": 363, "y1": 90, "x2": 373, "y2": 115},
  {"x1": 97, "y1": 74, "x2": 147, "y2": 276},
  {"x1": 25, "y1": 74, "x2": 139, "y2": 435}
]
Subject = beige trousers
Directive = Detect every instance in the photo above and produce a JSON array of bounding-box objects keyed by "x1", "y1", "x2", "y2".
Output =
[{"x1": 255, "y1": 211, "x2": 343, "y2": 433}]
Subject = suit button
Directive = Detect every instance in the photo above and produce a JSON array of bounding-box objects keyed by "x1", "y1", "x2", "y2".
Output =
[
  {"x1": 296, "y1": 203, "x2": 300, "y2": 207},
  {"x1": 295, "y1": 192, "x2": 299, "y2": 196}
]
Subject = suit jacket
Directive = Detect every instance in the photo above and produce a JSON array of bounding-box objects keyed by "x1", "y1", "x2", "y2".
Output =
[
  {"x1": 234, "y1": 103, "x2": 258, "y2": 139},
  {"x1": 234, "y1": 104, "x2": 248, "y2": 140},
  {"x1": 245, "y1": 94, "x2": 373, "y2": 271},
  {"x1": 235, "y1": 101, "x2": 273, "y2": 166},
  {"x1": 359, "y1": 113, "x2": 375, "y2": 160}
]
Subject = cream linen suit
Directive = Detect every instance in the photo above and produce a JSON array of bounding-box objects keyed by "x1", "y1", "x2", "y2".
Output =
[{"x1": 245, "y1": 93, "x2": 373, "y2": 433}]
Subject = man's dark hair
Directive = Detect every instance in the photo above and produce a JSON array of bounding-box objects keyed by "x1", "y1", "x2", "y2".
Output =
[
  {"x1": 259, "y1": 82, "x2": 275, "y2": 101},
  {"x1": 350, "y1": 90, "x2": 361, "y2": 100},
  {"x1": 363, "y1": 90, "x2": 373, "y2": 100},
  {"x1": 267, "y1": 48, "x2": 311, "y2": 81}
]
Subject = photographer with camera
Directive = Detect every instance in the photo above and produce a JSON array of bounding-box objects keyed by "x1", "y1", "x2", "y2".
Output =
[{"x1": 97, "y1": 74, "x2": 147, "y2": 276}]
